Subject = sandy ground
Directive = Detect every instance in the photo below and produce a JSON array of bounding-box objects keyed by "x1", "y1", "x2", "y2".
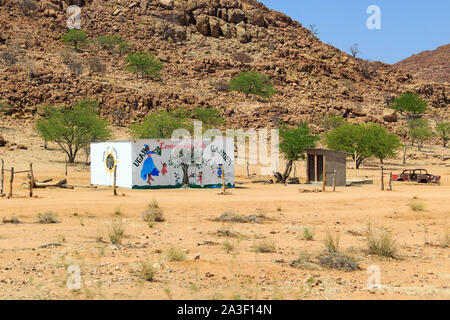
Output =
[{"x1": 0, "y1": 120, "x2": 449, "y2": 300}]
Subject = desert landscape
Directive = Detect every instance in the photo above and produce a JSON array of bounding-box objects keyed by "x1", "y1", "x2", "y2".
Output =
[
  {"x1": 0, "y1": 0, "x2": 449, "y2": 302},
  {"x1": 0, "y1": 121, "x2": 449, "y2": 300}
]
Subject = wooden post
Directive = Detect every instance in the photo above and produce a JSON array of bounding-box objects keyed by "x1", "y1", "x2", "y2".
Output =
[
  {"x1": 1, "y1": 159, "x2": 3, "y2": 194},
  {"x1": 113, "y1": 165, "x2": 117, "y2": 196},
  {"x1": 389, "y1": 171, "x2": 393, "y2": 191},
  {"x1": 293, "y1": 162, "x2": 297, "y2": 177},
  {"x1": 65, "y1": 159, "x2": 68, "y2": 176},
  {"x1": 8, "y1": 167, "x2": 13, "y2": 199},
  {"x1": 246, "y1": 162, "x2": 250, "y2": 178},
  {"x1": 322, "y1": 157, "x2": 327, "y2": 192},
  {"x1": 381, "y1": 166, "x2": 384, "y2": 191},
  {"x1": 332, "y1": 170, "x2": 336, "y2": 192},
  {"x1": 354, "y1": 151, "x2": 357, "y2": 177},
  {"x1": 29, "y1": 163, "x2": 34, "y2": 188},
  {"x1": 221, "y1": 165, "x2": 226, "y2": 193}
]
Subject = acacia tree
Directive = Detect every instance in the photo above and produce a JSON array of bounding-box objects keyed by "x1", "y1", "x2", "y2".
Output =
[
  {"x1": 278, "y1": 123, "x2": 319, "y2": 183},
  {"x1": 35, "y1": 99, "x2": 112, "y2": 163},
  {"x1": 229, "y1": 71, "x2": 275, "y2": 99},
  {"x1": 126, "y1": 52, "x2": 163, "y2": 79},
  {"x1": 129, "y1": 109, "x2": 193, "y2": 139},
  {"x1": 408, "y1": 118, "x2": 433, "y2": 151},
  {"x1": 325, "y1": 122, "x2": 401, "y2": 168},
  {"x1": 436, "y1": 121, "x2": 450, "y2": 148},
  {"x1": 388, "y1": 93, "x2": 427, "y2": 120}
]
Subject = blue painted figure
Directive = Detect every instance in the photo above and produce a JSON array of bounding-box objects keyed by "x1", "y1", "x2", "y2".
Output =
[
  {"x1": 141, "y1": 145, "x2": 160, "y2": 185},
  {"x1": 217, "y1": 164, "x2": 223, "y2": 178}
]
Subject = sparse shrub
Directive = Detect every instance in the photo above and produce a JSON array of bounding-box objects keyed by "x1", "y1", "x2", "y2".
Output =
[
  {"x1": 232, "y1": 52, "x2": 253, "y2": 64},
  {"x1": 21, "y1": 0, "x2": 38, "y2": 16},
  {"x1": 215, "y1": 211, "x2": 264, "y2": 224},
  {"x1": 253, "y1": 240, "x2": 276, "y2": 253},
  {"x1": 139, "y1": 261, "x2": 157, "y2": 281},
  {"x1": 65, "y1": 59, "x2": 83, "y2": 77},
  {"x1": 317, "y1": 251, "x2": 360, "y2": 271},
  {"x1": 94, "y1": 34, "x2": 131, "y2": 55},
  {"x1": 302, "y1": 227, "x2": 314, "y2": 241},
  {"x1": 439, "y1": 229, "x2": 449, "y2": 249},
  {"x1": 323, "y1": 232, "x2": 340, "y2": 252},
  {"x1": 113, "y1": 208, "x2": 122, "y2": 216},
  {"x1": 409, "y1": 201, "x2": 425, "y2": 212},
  {"x1": 37, "y1": 211, "x2": 59, "y2": 224},
  {"x1": 0, "y1": 49, "x2": 18, "y2": 66},
  {"x1": 107, "y1": 220, "x2": 125, "y2": 244},
  {"x1": 222, "y1": 240, "x2": 235, "y2": 254},
  {"x1": 212, "y1": 80, "x2": 229, "y2": 92},
  {"x1": 366, "y1": 225, "x2": 398, "y2": 258},
  {"x1": 217, "y1": 225, "x2": 239, "y2": 238},
  {"x1": 276, "y1": 206, "x2": 282, "y2": 212},
  {"x1": 87, "y1": 56, "x2": 106, "y2": 74},
  {"x1": 2, "y1": 215, "x2": 21, "y2": 224},
  {"x1": 142, "y1": 200, "x2": 165, "y2": 222},
  {"x1": 166, "y1": 247, "x2": 186, "y2": 262}
]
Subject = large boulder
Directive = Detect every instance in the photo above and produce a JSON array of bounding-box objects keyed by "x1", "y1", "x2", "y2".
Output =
[
  {"x1": 159, "y1": 0, "x2": 174, "y2": 9},
  {"x1": 0, "y1": 134, "x2": 7, "y2": 147},
  {"x1": 228, "y1": 8, "x2": 245, "y2": 24},
  {"x1": 236, "y1": 23, "x2": 251, "y2": 43},
  {"x1": 209, "y1": 17, "x2": 221, "y2": 38},
  {"x1": 383, "y1": 111, "x2": 398, "y2": 123},
  {"x1": 196, "y1": 15, "x2": 210, "y2": 36},
  {"x1": 220, "y1": 22, "x2": 234, "y2": 39}
]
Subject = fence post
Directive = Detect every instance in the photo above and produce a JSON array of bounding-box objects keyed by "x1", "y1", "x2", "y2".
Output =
[
  {"x1": 381, "y1": 166, "x2": 384, "y2": 191},
  {"x1": 8, "y1": 167, "x2": 13, "y2": 199},
  {"x1": 113, "y1": 165, "x2": 117, "y2": 196},
  {"x1": 389, "y1": 171, "x2": 393, "y2": 191},
  {"x1": 1, "y1": 159, "x2": 4, "y2": 194},
  {"x1": 332, "y1": 170, "x2": 336, "y2": 192},
  {"x1": 322, "y1": 157, "x2": 327, "y2": 192},
  {"x1": 246, "y1": 162, "x2": 250, "y2": 178},
  {"x1": 65, "y1": 159, "x2": 68, "y2": 176}
]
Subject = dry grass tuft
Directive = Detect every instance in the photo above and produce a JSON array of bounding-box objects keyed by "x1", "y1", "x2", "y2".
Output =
[
  {"x1": 36, "y1": 211, "x2": 59, "y2": 224},
  {"x1": 142, "y1": 200, "x2": 165, "y2": 222},
  {"x1": 107, "y1": 220, "x2": 125, "y2": 245},
  {"x1": 323, "y1": 232, "x2": 340, "y2": 252},
  {"x1": 166, "y1": 247, "x2": 186, "y2": 262},
  {"x1": 253, "y1": 240, "x2": 276, "y2": 253},
  {"x1": 366, "y1": 224, "x2": 398, "y2": 258}
]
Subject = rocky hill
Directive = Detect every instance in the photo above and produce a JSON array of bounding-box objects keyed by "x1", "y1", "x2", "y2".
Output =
[
  {"x1": 0, "y1": 0, "x2": 448, "y2": 136},
  {"x1": 394, "y1": 44, "x2": 449, "y2": 84}
]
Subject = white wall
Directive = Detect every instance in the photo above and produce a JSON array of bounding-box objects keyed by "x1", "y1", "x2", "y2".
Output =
[
  {"x1": 90, "y1": 141, "x2": 132, "y2": 188},
  {"x1": 131, "y1": 138, "x2": 234, "y2": 189}
]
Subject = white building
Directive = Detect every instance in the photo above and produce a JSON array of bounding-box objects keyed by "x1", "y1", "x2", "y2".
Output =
[{"x1": 90, "y1": 138, "x2": 235, "y2": 189}]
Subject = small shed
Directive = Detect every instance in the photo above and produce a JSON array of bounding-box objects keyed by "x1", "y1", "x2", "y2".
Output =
[{"x1": 306, "y1": 149, "x2": 346, "y2": 186}]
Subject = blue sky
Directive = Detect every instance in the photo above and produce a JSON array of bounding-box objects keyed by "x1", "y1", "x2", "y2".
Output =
[{"x1": 259, "y1": 0, "x2": 450, "y2": 64}]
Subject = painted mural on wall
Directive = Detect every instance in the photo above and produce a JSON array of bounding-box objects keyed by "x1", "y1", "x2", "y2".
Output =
[{"x1": 131, "y1": 139, "x2": 234, "y2": 189}]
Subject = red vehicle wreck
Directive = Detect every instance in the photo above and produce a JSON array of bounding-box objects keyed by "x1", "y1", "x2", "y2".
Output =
[{"x1": 391, "y1": 169, "x2": 441, "y2": 184}]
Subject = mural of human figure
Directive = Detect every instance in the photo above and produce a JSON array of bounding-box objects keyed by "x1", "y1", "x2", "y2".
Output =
[
  {"x1": 217, "y1": 164, "x2": 223, "y2": 178},
  {"x1": 198, "y1": 172, "x2": 203, "y2": 185},
  {"x1": 161, "y1": 162, "x2": 168, "y2": 176},
  {"x1": 140, "y1": 145, "x2": 160, "y2": 185}
]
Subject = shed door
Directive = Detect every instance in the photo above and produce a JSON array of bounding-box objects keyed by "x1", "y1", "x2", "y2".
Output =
[
  {"x1": 308, "y1": 155, "x2": 315, "y2": 181},
  {"x1": 317, "y1": 155, "x2": 324, "y2": 181}
]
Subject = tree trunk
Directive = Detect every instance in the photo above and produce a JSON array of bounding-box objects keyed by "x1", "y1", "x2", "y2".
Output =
[
  {"x1": 356, "y1": 157, "x2": 363, "y2": 169},
  {"x1": 281, "y1": 160, "x2": 293, "y2": 183},
  {"x1": 182, "y1": 164, "x2": 189, "y2": 186},
  {"x1": 403, "y1": 144, "x2": 408, "y2": 165}
]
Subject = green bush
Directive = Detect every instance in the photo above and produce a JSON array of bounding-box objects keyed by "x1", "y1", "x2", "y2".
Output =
[
  {"x1": 126, "y1": 52, "x2": 163, "y2": 79},
  {"x1": 229, "y1": 71, "x2": 275, "y2": 99},
  {"x1": 62, "y1": 29, "x2": 88, "y2": 50}
]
